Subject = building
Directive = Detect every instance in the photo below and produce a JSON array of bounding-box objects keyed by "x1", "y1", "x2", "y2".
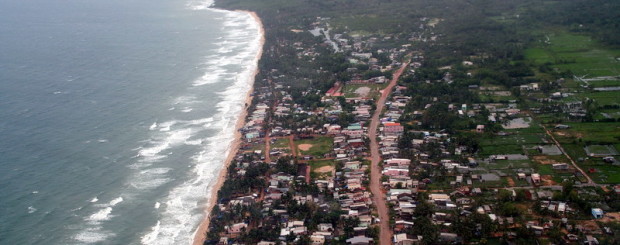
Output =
[
  {"x1": 531, "y1": 173, "x2": 541, "y2": 184},
  {"x1": 383, "y1": 122, "x2": 404, "y2": 136},
  {"x1": 592, "y1": 208, "x2": 604, "y2": 219},
  {"x1": 346, "y1": 235, "x2": 373, "y2": 245}
]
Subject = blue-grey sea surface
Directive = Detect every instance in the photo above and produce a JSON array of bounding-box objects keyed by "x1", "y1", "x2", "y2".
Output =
[{"x1": 0, "y1": 0, "x2": 261, "y2": 243}]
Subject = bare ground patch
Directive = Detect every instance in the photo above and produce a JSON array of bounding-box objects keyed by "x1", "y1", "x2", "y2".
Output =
[
  {"x1": 541, "y1": 175, "x2": 558, "y2": 186},
  {"x1": 355, "y1": 87, "x2": 371, "y2": 97},
  {"x1": 599, "y1": 212, "x2": 620, "y2": 222},
  {"x1": 298, "y1": 144, "x2": 313, "y2": 151},
  {"x1": 314, "y1": 166, "x2": 334, "y2": 173},
  {"x1": 533, "y1": 156, "x2": 561, "y2": 165},
  {"x1": 507, "y1": 177, "x2": 516, "y2": 187}
]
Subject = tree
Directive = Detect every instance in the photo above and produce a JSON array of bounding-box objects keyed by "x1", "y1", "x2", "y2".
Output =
[
  {"x1": 410, "y1": 216, "x2": 438, "y2": 244},
  {"x1": 413, "y1": 200, "x2": 434, "y2": 217}
]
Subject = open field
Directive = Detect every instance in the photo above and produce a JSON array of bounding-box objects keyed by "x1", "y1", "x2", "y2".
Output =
[
  {"x1": 478, "y1": 93, "x2": 516, "y2": 103},
  {"x1": 585, "y1": 145, "x2": 619, "y2": 156},
  {"x1": 295, "y1": 136, "x2": 333, "y2": 157},
  {"x1": 525, "y1": 31, "x2": 620, "y2": 77},
  {"x1": 587, "y1": 165, "x2": 620, "y2": 184},
  {"x1": 245, "y1": 142, "x2": 265, "y2": 152},
  {"x1": 308, "y1": 159, "x2": 334, "y2": 180},
  {"x1": 309, "y1": 159, "x2": 333, "y2": 170},
  {"x1": 342, "y1": 83, "x2": 387, "y2": 99},
  {"x1": 272, "y1": 138, "x2": 290, "y2": 149},
  {"x1": 479, "y1": 131, "x2": 545, "y2": 156},
  {"x1": 551, "y1": 122, "x2": 620, "y2": 183},
  {"x1": 596, "y1": 109, "x2": 620, "y2": 120},
  {"x1": 578, "y1": 91, "x2": 620, "y2": 107},
  {"x1": 553, "y1": 122, "x2": 620, "y2": 144},
  {"x1": 587, "y1": 80, "x2": 620, "y2": 88}
]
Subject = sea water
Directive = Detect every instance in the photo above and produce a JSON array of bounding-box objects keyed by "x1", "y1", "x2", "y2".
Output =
[{"x1": 0, "y1": 0, "x2": 261, "y2": 244}]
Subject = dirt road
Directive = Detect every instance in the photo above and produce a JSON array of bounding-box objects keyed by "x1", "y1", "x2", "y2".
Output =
[
  {"x1": 369, "y1": 61, "x2": 409, "y2": 245},
  {"x1": 542, "y1": 125, "x2": 594, "y2": 184}
]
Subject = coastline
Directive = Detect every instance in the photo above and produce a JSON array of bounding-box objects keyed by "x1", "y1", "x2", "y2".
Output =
[{"x1": 192, "y1": 10, "x2": 265, "y2": 245}]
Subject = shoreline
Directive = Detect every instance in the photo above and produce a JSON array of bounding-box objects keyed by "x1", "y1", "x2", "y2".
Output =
[{"x1": 191, "y1": 9, "x2": 265, "y2": 245}]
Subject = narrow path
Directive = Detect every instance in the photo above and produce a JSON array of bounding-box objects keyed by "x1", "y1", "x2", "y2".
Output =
[
  {"x1": 288, "y1": 135, "x2": 297, "y2": 157},
  {"x1": 369, "y1": 61, "x2": 409, "y2": 245},
  {"x1": 542, "y1": 125, "x2": 594, "y2": 184},
  {"x1": 264, "y1": 133, "x2": 271, "y2": 163}
]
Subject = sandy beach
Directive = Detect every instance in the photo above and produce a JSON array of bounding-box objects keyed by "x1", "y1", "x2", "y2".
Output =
[{"x1": 192, "y1": 10, "x2": 265, "y2": 245}]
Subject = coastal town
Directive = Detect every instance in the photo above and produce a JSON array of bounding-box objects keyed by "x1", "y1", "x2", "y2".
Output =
[{"x1": 200, "y1": 1, "x2": 620, "y2": 244}]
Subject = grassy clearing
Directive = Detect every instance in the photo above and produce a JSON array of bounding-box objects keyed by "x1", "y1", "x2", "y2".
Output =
[
  {"x1": 588, "y1": 80, "x2": 620, "y2": 88},
  {"x1": 247, "y1": 142, "x2": 265, "y2": 152},
  {"x1": 537, "y1": 164, "x2": 554, "y2": 175},
  {"x1": 479, "y1": 130, "x2": 545, "y2": 156},
  {"x1": 479, "y1": 144, "x2": 523, "y2": 156},
  {"x1": 485, "y1": 160, "x2": 532, "y2": 170},
  {"x1": 585, "y1": 145, "x2": 619, "y2": 155},
  {"x1": 272, "y1": 138, "x2": 290, "y2": 149},
  {"x1": 504, "y1": 122, "x2": 545, "y2": 134},
  {"x1": 478, "y1": 93, "x2": 517, "y2": 103},
  {"x1": 582, "y1": 164, "x2": 620, "y2": 184},
  {"x1": 578, "y1": 91, "x2": 620, "y2": 107},
  {"x1": 595, "y1": 109, "x2": 620, "y2": 120},
  {"x1": 342, "y1": 83, "x2": 387, "y2": 99},
  {"x1": 525, "y1": 31, "x2": 620, "y2": 77},
  {"x1": 561, "y1": 143, "x2": 588, "y2": 160},
  {"x1": 555, "y1": 122, "x2": 620, "y2": 144},
  {"x1": 296, "y1": 136, "x2": 333, "y2": 157},
  {"x1": 309, "y1": 159, "x2": 334, "y2": 170},
  {"x1": 309, "y1": 159, "x2": 334, "y2": 180},
  {"x1": 555, "y1": 141, "x2": 620, "y2": 184}
]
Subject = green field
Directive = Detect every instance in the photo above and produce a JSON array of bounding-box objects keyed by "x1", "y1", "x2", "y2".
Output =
[
  {"x1": 478, "y1": 93, "x2": 517, "y2": 103},
  {"x1": 342, "y1": 83, "x2": 387, "y2": 99},
  {"x1": 308, "y1": 159, "x2": 335, "y2": 180},
  {"x1": 295, "y1": 136, "x2": 334, "y2": 157},
  {"x1": 586, "y1": 165, "x2": 620, "y2": 184},
  {"x1": 578, "y1": 91, "x2": 620, "y2": 107},
  {"x1": 486, "y1": 160, "x2": 532, "y2": 170},
  {"x1": 596, "y1": 109, "x2": 620, "y2": 120},
  {"x1": 479, "y1": 144, "x2": 524, "y2": 156},
  {"x1": 272, "y1": 138, "x2": 290, "y2": 149},
  {"x1": 587, "y1": 80, "x2": 620, "y2": 88},
  {"x1": 525, "y1": 31, "x2": 620, "y2": 77},
  {"x1": 309, "y1": 159, "x2": 333, "y2": 170},
  {"x1": 554, "y1": 122, "x2": 620, "y2": 144},
  {"x1": 479, "y1": 132, "x2": 545, "y2": 156},
  {"x1": 585, "y1": 145, "x2": 619, "y2": 156},
  {"x1": 551, "y1": 122, "x2": 620, "y2": 183}
]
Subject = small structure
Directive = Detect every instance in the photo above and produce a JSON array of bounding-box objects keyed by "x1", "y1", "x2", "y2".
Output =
[
  {"x1": 592, "y1": 208, "x2": 604, "y2": 219},
  {"x1": 531, "y1": 173, "x2": 541, "y2": 184},
  {"x1": 346, "y1": 235, "x2": 373, "y2": 245},
  {"x1": 585, "y1": 145, "x2": 620, "y2": 157},
  {"x1": 476, "y1": 125, "x2": 485, "y2": 133},
  {"x1": 552, "y1": 163, "x2": 569, "y2": 170},
  {"x1": 584, "y1": 235, "x2": 599, "y2": 245},
  {"x1": 538, "y1": 145, "x2": 562, "y2": 155},
  {"x1": 227, "y1": 223, "x2": 248, "y2": 234}
]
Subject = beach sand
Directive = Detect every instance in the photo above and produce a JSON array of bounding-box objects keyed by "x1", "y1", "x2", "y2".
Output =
[{"x1": 191, "y1": 10, "x2": 265, "y2": 245}]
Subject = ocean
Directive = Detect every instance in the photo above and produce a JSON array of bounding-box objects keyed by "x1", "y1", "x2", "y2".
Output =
[{"x1": 0, "y1": 0, "x2": 261, "y2": 244}]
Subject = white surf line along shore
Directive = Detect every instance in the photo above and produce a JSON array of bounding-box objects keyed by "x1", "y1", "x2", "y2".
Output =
[{"x1": 190, "y1": 9, "x2": 265, "y2": 245}]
